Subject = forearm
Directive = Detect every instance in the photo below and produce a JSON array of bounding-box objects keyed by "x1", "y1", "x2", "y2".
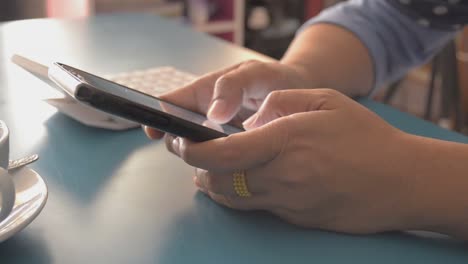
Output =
[
  {"x1": 281, "y1": 0, "x2": 456, "y2": 98},
  {"x1": 398, "y1": 134, "x2": 468, "y2": 239},
  {"x1": 280, "y1": 24, "x2": 374, "y2": 97}
]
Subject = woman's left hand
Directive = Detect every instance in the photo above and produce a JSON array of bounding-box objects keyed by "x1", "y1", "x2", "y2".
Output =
[{"x1": 166, "y1": 89, "x2": 419, "y2": 234}]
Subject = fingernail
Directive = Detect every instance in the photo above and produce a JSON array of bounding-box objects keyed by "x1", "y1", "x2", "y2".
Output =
[
  {"x1": 242, "y1": 113, "x2": 258, "y2": 130},
  {"x1": 143, "y1": 126, "x2": 153, "y2": 138},
  {"x1": 207, "y1": 99, "x2": 227, "y2": 122},
  {"x1": 172, "y1": 137, "x2": 181, "y2": 155}
]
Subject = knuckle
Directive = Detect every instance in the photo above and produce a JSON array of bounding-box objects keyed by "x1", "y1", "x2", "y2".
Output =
[
  {"x1": 316, "y1": 88, "x2": 340, "y2": 100},
  {"x1": 164, "y1": 135, "x2": 175, "y2": 153},
  {"x1": 241, "y1": 60, "x2": 270, "y2": 73},
  {"x1": 265, "y1": 90, "x2": 285, "y2": 105},
  {"x1": 214, "y1": 74, "x2": 236, "y2": 92},
  {"x1": 241, "y1": 59, "x2": 261, "y2": 68},
  {"x1": 304, "y1": 88, "x2": 341, "y2": 110},
  {"x1": 320, "y1": 88, "x2": 338, "y2": 94},
  {"x1": 259, "y1": 90, "x2": 285, "y2": 116},
  {"x1": 178, "y1": 142, "x2": 194, "y2": 165}
]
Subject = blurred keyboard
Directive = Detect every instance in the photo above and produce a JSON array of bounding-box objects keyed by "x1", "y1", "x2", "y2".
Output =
[{"x1": 104, "y1": 66, "x2": 197, "y2": 96}]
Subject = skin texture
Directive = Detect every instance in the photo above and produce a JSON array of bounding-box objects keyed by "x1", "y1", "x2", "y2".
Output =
[{"x1": 143, "y1": 24, "x2": 468, "y2": 239}]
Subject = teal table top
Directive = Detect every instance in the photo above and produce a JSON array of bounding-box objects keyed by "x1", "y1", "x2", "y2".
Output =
[{"x1": 0, "y1": 14, "x2": 467, "y2": 264}]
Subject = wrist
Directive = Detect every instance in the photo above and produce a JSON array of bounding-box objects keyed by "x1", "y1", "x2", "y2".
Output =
[{"x1": 392, "y1": 133, "x2": 468, "y2": 239}]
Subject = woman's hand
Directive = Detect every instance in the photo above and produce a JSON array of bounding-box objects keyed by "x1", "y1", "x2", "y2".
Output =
[
  {"x1": 166, "y1": 89, "x2": 420, "y2": 235},
  {"x1": 144, "y1": 60, "x2": 311, "y2": 139}
]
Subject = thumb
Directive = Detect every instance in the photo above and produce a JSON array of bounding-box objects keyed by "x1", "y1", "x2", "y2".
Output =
[
  {"x1": 173, "y1": 116, "x2": 290, "y2": 171},
  {"x1": 243, "y1": 89, "x2": 342, "y2": 130},
  {"x1": 205, "y1": 68, "x2": 253, "y2": 124},
  {"x1": 206, "y1": 61, "x2": 282, "y2": 124}
]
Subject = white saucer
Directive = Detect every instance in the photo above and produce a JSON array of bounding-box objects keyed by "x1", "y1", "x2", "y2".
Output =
[{"x1": 0, "y1": 167, "x2": 48, "y2": 243}]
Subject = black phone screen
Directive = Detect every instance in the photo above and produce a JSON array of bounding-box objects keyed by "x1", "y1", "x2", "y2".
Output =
[{"x1": 64, "y1": 64, "x2": 243, "y2": 136}]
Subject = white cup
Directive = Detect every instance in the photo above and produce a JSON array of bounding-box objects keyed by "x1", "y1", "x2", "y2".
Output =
[{"x1": 0, "y1": 120, "x2": 15, "y2": 223}]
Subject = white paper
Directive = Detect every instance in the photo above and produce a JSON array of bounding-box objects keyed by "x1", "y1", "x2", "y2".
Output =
[{"x1": 11, "y1": 54, "x2": 139, "y2": 130}]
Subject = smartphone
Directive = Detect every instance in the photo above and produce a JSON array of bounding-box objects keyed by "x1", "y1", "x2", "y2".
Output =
[{"x1": 48, "y1": 62, "x2": 243, "y2": 141}]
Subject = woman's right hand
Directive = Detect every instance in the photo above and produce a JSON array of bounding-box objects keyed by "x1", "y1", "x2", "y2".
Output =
[{"x1": 143, "y1": 60, "x2": 311, "y2": 139}]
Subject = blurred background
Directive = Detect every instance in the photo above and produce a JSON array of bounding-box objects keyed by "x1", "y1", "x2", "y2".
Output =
[{"x1": 1, "y1": 0, "x2": 467, "y2": 133}]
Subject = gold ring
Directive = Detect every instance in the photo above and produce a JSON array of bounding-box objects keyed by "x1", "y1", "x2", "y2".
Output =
[{"x1": 233, "y1": 170, "x2": 251, "y2": 197}]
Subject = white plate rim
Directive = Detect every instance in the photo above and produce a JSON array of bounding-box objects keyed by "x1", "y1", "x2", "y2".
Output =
[{"x1": 0, "y1": 167, "x2": 48, "y2": 243}]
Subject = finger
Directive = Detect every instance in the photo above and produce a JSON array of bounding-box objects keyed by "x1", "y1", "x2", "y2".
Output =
[
  {"x1": 242, "y1": 89, "x2": 344, "y2": 130},
  {"x1": 194, "y1": 168, "x2": 268, "y2": 196},
  {"x1": 171, "y1": 117, "x2": 289, "y2": 171},
  {"x1": 144, "y1": 64, "x2": 243, "y2": 140},
  {"x1": 143, "y1": 125, "x2": 164, "y2": 140},
  {"x1": 207, "y1": 61, "x2": 282, "y2": 124},
  {"x1": 205, "y1": 191, "x2": 270, "y2": 211},
  {"x1": 193, "y1": 173, "x2": 270, "y2": 211},
  {"x1": 159, "y1": 63, "x2": 243, "y2": 115},
  {"x1": 164, "y1": 134, "x2": 178, "y2": 155}
]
